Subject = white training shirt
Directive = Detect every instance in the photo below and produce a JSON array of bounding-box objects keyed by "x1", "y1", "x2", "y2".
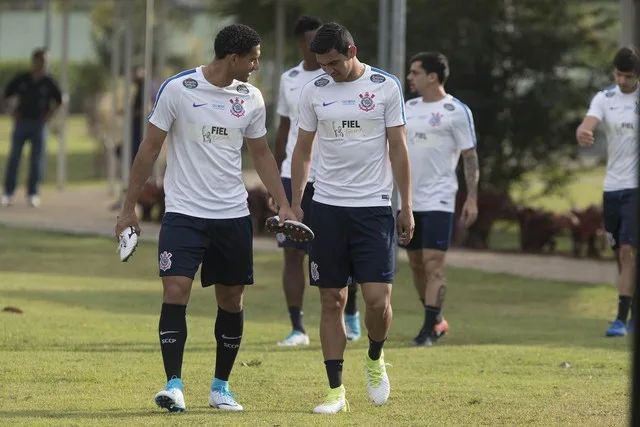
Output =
[
  {"x1": 586, "y1": 84, "x2": 639, "y2": 191},
  {"x1": 401, "y1": 94, "x2": 477, "y2": 213},
  {"x1": 276, "y1": 62, "x2": 325, "y2": 181},
  {"x1": 148, "y1": 66, "x2": 267, "y2": 219},
  {"x1": 297, "y1": 64, "x2": 406, "y2": 207}
]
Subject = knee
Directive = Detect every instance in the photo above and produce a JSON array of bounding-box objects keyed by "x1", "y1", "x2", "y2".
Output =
[
  {"x1": 162, "y1": 279, "x2": 190, "y2": 305},
  {"x1": 363, "y1": 289, "x2": 391, "y2": 312},
  {"x1": 408, "y1": 255, "x2": 422, "y2": 271},
  {"x1": 283, "y1": 248, "x2": 305, "y2": 269},
  {"x1": 217, "y1": 286, "x2": 244, "y2": 313},
  {"x1": 619, "y1": 245, "x2": 636, "y2": 266},
  {"x1": 426, "y1": 264, "x2": 446, "y2": 283},
  {"x1": 320, "y1": 289, "x2": 346, "y2": 311}
]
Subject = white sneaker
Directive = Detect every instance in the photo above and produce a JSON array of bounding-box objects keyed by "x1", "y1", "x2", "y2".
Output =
[
  {"x1": 0, "y1": 194, "x2": 13, "y2": 207},
  {"x1": 154, "y1": 377, "x2": 186, "y2": 412},
  {"x1": 312, "y1": 385, "x2": 348, "y2": 414},
  {"x1": 277, "y1": 330, "x2": 310, "y2": 346},
  {"x1": 116, "y1": 226, "x2": 139, "y2": 262},
  {"x1": 27, "y1": 195, "x2": 40, "y2": 208},
  {"x1": 365, "y1": 351, "x2": 390, "y2": 406},
  {"x1": 209, "y1": 389, "x2": 243, "y2": 411}
]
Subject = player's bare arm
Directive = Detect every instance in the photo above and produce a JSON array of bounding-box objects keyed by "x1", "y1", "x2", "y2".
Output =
[
  {"x1": 115, "y1": 122, "x2": 167, "y2": 238},
  {"x1": 274, "y1": 116, "x2": 291, "y2": 171},
  {"x1": 387, "y1": 124, "x2": 415, "y2": 243},
  {"x1": 461, "y1": 147, "x2": 479, "y2": 227},
  {"x1": 576, "y1": 116, "x2": 600, "y2": 147},
  {"x1": 290, "y1": 128, "x2": 316, "y2": 220},
  {"x1": 246, "y1": 135, "x2": 290, "y2": 209}
]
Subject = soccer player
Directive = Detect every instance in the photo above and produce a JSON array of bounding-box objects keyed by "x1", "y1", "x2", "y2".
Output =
[
  {"x1": 274, "y1": 16, "x2": 362, "y2": 346},
  {"x1": 291, "y1": 22, "x2": 414, "y2": 413},
  {"x1": 114, "y1": 24, "x2": 297, "y2": 413},
  {"x1": 402, "y1": 52, "x2": 479, "y2": 347},
  {"x1": 576, "y1": 45, "x2": 639, "y2": 337},
  {"x1": 273, "y1": 16, "x2": 326, "y2": 347}
]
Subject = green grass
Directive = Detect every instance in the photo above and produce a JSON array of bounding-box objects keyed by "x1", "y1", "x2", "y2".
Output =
[{"x1": 0, "y1": 226, "x2": 630, "y2": 426}]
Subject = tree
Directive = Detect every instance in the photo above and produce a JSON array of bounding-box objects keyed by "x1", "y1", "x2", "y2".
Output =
[
  {"x1": 90, "y1": 1, "x2": 196, "y2": 73},
  {"x1": 218, "y1": 0, "x2": 616, "y2": 200}
]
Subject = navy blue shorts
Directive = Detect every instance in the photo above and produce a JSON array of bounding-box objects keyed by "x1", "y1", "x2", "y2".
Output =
[
  {"x1": 603, "y1": 189, "x2": 637, "y2": 250},
  {"x1": 277, "y1": 177, "x2": 315, "y2": 251},
  {"x1": 157, "y1": 212, "x2": 254, "y2": 287},
  {"x1": 308, "y1": 201, "x2": 396, "y2": 287},
  {"x1": 399, "y1": 210, "x2": 454, "y2": 251}
]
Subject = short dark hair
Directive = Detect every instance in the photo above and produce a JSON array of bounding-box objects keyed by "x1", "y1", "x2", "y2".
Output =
[
  {"x1": 310, "y1": 23, "x2": 353, "y2": 56},
  {"x1": 410, "y1": 52, "x2": 450, "y2": 84},
  {"x1": 293, "y1": 16, "x2": 323, "y2": 39},
  {"x1": 613, "y1": 45, "x2": 640, "y2": 74},
  {"x1": 32, "y1": 48, "x2": 47, "y2": 60},
  {"x1": 214, "y1": 24, "x2": 261, "y2": 59}
]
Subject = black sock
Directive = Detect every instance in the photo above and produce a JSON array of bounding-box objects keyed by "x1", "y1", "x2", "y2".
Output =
[
  {"x1": 324, "y1": 359, "x2": 344, "y2": 389},
  {"x1": 367, "y1": 336, "x2": 386, "y2": 361},
  {"x1": 617, "y1": 296, "x2": 632, "y2": 323},
  {"x1": 288, "y1": 306, "x2": 305, "y2": 333},
  {"x1": 214, "y1": 307, "x2": 244, "y2": 381},
  {"x1": 345, "y1": 285, "x2": 358, "y2": 315},
  {"x1": 423, "y1": 305, "x2": 441, "y2": 334},
  {"x1": 159, "y1": 303, "x2": 187, "y2": 381}
]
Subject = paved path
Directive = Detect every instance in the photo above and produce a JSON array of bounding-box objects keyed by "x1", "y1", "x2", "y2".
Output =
[{"x1": 0, "y1": 184, "x2": 617, "y2": 285}]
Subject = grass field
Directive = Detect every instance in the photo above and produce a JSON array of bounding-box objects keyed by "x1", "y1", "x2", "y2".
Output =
[{"x1": 0, "y1": 226, "x2": 630, "y2": 426}]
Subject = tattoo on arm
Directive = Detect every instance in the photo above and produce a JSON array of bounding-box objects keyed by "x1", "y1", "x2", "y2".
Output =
[
  {"x1": 462, "y1": 149, "x2": 479, "y2": 199},
  {"x1": 436, "y1": 282, "x2": 447, "y2": 308}
]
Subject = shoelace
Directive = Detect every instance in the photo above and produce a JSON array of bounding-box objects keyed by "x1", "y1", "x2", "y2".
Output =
[
  {"x1": 367, "y1": 362, "x2": 392, "y2": 388},
  {"x1": 214, "y1": 389, "x2": 238, "y2": 404}
]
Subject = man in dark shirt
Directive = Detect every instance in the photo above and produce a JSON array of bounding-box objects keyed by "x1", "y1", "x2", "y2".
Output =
[{"x1": 1, "y1": 48, "x2": 62, "y2": 207}]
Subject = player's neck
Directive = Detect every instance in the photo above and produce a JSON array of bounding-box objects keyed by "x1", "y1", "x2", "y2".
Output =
[
  {"x1": 302, "y1": 59, "x2": 321, "y2": 72},
  {"x1": 202, "y1": 62, "x2": 234, "y2": 88},
  {"x1": 420, "y1": 86, "x2": 446, "y2": 103},
  {"x1": 345, "y1": 60, "x2": 365, "y2": 82}
]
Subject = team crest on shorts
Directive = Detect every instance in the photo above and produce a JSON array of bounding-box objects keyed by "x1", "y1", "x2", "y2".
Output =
[
  {"x1": 358, "y1": 92, "x2": 376, "y2": 112},
  {"x1": 159, "y1": 251, "x2": 172, "y2": 271},
  {"x1": 429, "y1": 112, "x2": 443, "y2": 127},
  {"x1": 229, "y1": 97, "x2": 245, "y2": 118},
  {"x1": 310, "y1": 261, "x2": 319, "y2": 281}
]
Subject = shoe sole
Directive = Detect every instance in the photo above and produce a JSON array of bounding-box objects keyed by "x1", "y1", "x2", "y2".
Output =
[
  {"x1": 277, "y1": 341, "x2": 310, "y2": 346},
  {"x1": 209, "y1": 403, "x2": 243, "y2": 411},
  {"x1": 155, "y1": 394, "x2": 185, "y2": 412},
  {"x1": 265, "y1": 217, "x2": 315, "y2": 243}
]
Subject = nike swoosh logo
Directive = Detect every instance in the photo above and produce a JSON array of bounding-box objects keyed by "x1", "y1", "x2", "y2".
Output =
[
  {"x1": 160, "y1": 330, "x2": 179, "y2": 335},
  {"x1": 193, "y1": 102, "x2": 206, "y2": 108},
  {"x1": 322, "y1": 101, "x2": 338, "y2": 106},
  {"x1": 221, "y1": 334, "x2": 242, "y2": 340}
]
